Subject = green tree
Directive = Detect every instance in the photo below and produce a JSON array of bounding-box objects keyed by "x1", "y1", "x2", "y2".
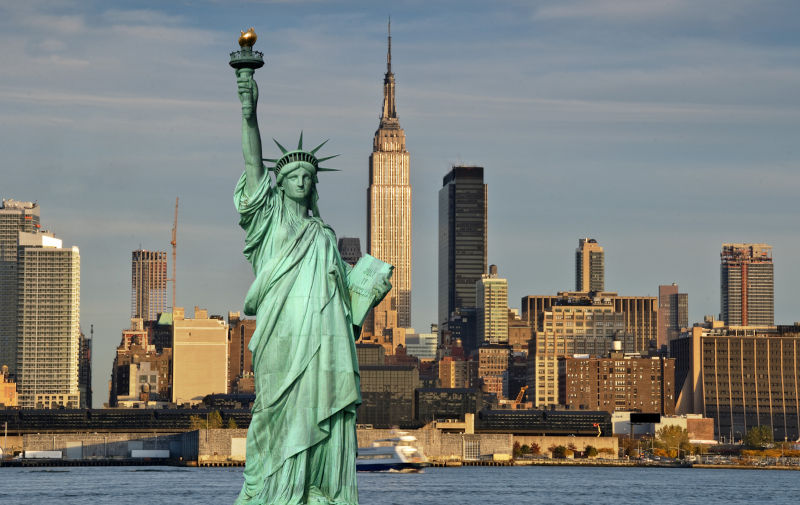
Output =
[
  {"x1": 744, "y1": 426, "x2": 773, "y2": 449},
  {"x1": 551, "y1": 445, "x2": 568, "y2": 458},
  {"x1": 656, "y1": 425, "x2": 691, "y2": 456},
  {"x1": 189, "y1": 415, "x2": 205, "y2": 430},
  {"x1": 226, "y1": 417, "x2": 239, "y2": 429},
  {"x1": 189, "y1": 410, "x2": 224, "y2": 430},
  {"x1": 585, "y1": 445, "x2": 598, "y2": 458},
  {"x1": 207, "y1": 410, "x2": 223, "y2": 429}
]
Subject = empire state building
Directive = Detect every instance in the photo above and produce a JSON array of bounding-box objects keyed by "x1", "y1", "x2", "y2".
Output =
[{"x1": 367, "y1": 23, "x2": 411, "y2": 334}]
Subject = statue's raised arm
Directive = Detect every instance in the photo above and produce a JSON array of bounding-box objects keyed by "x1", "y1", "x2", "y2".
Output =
[{"x1": 237, "y1": 68, "x2": 265, "y2": 195}]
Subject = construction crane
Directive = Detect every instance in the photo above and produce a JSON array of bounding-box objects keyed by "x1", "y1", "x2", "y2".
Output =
[
  {"x1": 514, "y1": 385, "x2": 529, "y2": 406},
  {"x1": 168, "y1": 197, "x2": 178, "y2": 310}
]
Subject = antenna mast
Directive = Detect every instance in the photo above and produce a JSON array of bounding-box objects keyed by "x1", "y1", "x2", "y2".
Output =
[{"x1": 169, "y1": 197, "x2": 178, "y2": 310}]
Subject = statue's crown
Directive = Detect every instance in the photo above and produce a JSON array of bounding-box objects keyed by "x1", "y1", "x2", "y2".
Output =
[{"x1": 263, "y1": 132, "x2": 339, "y2": 178}]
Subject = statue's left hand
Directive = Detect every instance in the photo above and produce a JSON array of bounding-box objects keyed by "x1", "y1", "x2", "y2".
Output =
[{"x1": 373, "y1": 277, "x2": 392, "y2": 302}]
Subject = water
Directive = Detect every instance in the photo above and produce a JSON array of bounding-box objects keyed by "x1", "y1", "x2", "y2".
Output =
[{"x1": 1, "y1": 466, "x2": 799, "y2": 504}]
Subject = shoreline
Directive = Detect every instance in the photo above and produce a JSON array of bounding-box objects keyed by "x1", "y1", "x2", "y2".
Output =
[{"x1": 3, "y1": 458, "x2": 799, "y2": 471}]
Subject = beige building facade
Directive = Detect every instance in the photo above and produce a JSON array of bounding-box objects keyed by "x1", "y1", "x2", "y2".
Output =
[
  {"x1": 172, "y1": 307, "x2": 229, "y2": 405},
  {"x1": 476, "y1": 266, "x2": 508, "y2": 345},
  {"x1": 575, "y1": 238, "x2": 604, "y2": 292},
  {"x1": 366, "y1": 25, "x2": 411, "y2": 335},
  {"x1": 530, "y1": 303, "x2": 629, "y2": 407},
  {"x1": 671, "y1": 320, "x2": 800, "y2": 441},
  {"x1": 438, "y1": 357, "x2": 476, "y2": 389},
  {"x1": 16, "y1": 232, "x2": 81, "y2": 409},
  {"x1": 522, "y1": 291, "x2": 657, "y2": 353}
]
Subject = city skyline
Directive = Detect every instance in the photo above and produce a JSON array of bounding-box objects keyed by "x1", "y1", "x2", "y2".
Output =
[{"x1": 1, "y1": 1, "x2": 799, "y2": 406}]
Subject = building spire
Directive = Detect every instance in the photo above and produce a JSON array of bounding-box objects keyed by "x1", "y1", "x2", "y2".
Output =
[
  {"x1": 387, "y1": 17, "x2": 392, "y2": 74},
  {"x1": 381, "y1": 16, "x2": 397, "y2": 123}
]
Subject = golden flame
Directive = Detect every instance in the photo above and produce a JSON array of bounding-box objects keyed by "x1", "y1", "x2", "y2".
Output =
[{"x1": 238, "y1": 27, "x2": 257, "y2": 48}]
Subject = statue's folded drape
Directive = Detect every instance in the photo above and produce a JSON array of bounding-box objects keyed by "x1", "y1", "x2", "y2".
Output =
[{"x1": 234, "y1": 172, "x2": 361, "y2": 505}]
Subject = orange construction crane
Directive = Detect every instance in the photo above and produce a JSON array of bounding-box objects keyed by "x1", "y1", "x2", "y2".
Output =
[
  {"x1": 168, "y1": 197, "x2": 178, "y2": 310},
  {"x1": 514, "y1": 385, "x2": 529, "y2": 405}
]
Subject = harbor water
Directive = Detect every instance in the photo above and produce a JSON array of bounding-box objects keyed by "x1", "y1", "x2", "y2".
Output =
[{"x1": 2, "y1": 465, "x2": 799, "y2": 504}]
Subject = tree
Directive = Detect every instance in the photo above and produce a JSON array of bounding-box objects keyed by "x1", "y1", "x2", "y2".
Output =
[
  {"x1": 513, "y1": 442, "x2": 522, "y2": 458},
  {"x1": 744, "y1": 426, "x2": 773, "y2": 449},
  {"x1": 529, "y1": 442, "x2": 541, "y2": 456},
  {"x1": 207, "y1": 410, "x2": 223, "y2": 429},
  {"x1": 226, "y1": 417, "x2": 239, "y2": 429},
  {"x1": 656, "y1": 425, "x2": 691, "y2": 456},
  {"x1": 551, "y1": 445, "x2": 568, "y2": 458},
  {"x1": 585, "y1": 445, "x2": 598, "y2": 458},
  {"x1": 189, "y1": 410, "x2": 224, "y2": 430}
]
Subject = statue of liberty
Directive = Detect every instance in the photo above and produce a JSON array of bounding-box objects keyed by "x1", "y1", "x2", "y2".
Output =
[{"x1": 231, "y1": 29, "x2": 391, "y2": 505}]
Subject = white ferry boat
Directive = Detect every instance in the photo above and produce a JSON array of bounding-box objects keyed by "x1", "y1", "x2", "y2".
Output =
[{"x1": 356, "y1": 434, "x2": 429, "y2": 472}]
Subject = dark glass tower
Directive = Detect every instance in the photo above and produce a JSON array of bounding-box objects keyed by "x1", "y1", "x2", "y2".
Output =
[{"x1": 438, "y1": 166, "x2": 487, "y2": 330}]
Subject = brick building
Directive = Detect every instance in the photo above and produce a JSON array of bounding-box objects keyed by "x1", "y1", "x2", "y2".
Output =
[{"x1": 559, "y1": 352, "x2": 675, "y2": 415}]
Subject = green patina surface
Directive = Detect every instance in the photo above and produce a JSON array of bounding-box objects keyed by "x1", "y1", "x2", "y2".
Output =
[{"x1": 230, "y1": 32, "x2": 391, "y2": 505}]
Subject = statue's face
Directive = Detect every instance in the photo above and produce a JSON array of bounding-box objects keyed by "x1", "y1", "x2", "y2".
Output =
[{"x1": 281, "y1": 165, "x2": 314, "y2": 202}]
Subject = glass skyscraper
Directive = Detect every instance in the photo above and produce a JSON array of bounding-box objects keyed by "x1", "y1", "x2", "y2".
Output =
[{"x1": 438, "y1": 166, "x2": 487, "y2": 330}]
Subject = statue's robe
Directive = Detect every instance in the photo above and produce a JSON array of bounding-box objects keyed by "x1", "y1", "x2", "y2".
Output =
[{"x1": 234, "y1": 171, "x2": 360, "y2": 505}]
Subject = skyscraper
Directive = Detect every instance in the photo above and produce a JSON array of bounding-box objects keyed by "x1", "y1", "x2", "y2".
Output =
[
  {"x1": 720, "y1": 243, "x2": 774, "y2": 326},
  {"x1": 0, "y1": 199, "x2": 40, "y2": 376},
  {"x1": 131, "y1": 249, "x2": 168, "y2": 321},
  {"x1": 476, "y1": 265, "x2": 508, "y2": 345},
  {"x1": 438, "y1": 165, "x2": 487, "y2": 329},
  {"x1": 658, "y1": 283, "x2": 688, "y2": 347},
  {"x1": 575, "y1": 238, "x2": 604, "y2": 292},
  {"x1": 367, "y1": 22, "x2": 411, "y2": 334},
  {"x1": 16, "y1": 231, "x2": 81, "y2": 408}
]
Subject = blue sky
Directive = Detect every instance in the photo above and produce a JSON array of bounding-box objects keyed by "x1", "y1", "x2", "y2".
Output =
[{"x1": 1, "y1": 0, "x2": 799, "y2": 406}]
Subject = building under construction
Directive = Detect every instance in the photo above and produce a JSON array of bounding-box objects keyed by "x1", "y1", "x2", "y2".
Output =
[{"x1": 720, "y1": 243, "x2": 774, "y2": 326}]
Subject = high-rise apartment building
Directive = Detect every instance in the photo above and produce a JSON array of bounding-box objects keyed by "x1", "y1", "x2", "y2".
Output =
[
  {"x1": 476, "y1": 265, "x2": 508, "y2": 345},
  {"x1": 16, "y1": 231, "x2": 81, "y2": 408},
  {"x1": 658, "y1": 283, "x2": 688, "y2": 347},
  {"x1": 575, "y1": 238, "x2": 604, "y2": 292},
  {"x1": 131, "y1": 249, "x2": 168, "y2": 321},
  {"x1": 366, "y1": 23, "x2": 411, "y2": 335},
  {"x1": 0, "y1": 199, "x2": 40, "y2": 376},
  {"x1": 720, "y1": 243, "x2": 774, "y2": 326},
  {"x1": 438, "y1": 166, "x2": 487, "y2": 328}
]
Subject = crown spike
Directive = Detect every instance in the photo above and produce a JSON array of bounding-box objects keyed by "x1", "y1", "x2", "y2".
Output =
[
  {"x1": 317, "y1": 167, "x2": 340, "y2": 172},
  {"x1": 273, "y1": 138, "x2": 288, "y2": 154},
  {"x1": 298, "y1": 131, "x2": 304, "y2": 149},
  {"x1": 310, "y1": 139, "x2": 329, "y2": 154},
  {"x1": 316, "y1": 154, "x2": 340, "y2": 163}
]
